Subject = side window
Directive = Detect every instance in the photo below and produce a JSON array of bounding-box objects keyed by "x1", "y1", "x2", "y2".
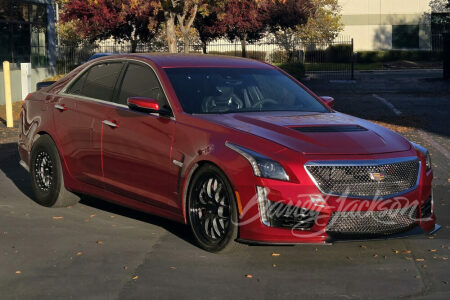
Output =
[
  {"x1": 117, "y1": 63, "x2": 167, "y2": 107},
  {"x1": 67, "y1": 62, "x2": 123, "y2": 101},
  {"x1": 66, "y1": 72, "x2": 88, "y2": 95}
]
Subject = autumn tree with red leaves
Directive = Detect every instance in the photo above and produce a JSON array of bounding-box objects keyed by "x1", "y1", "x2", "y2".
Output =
[{"x1": 61, "y1": 0, "x2": 163, "y2": 52}]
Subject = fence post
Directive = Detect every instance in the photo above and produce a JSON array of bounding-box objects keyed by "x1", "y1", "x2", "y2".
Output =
[
  {"x1": 444, "y1": 33, "x2": 450, "y2": 80},
  {"x1": 2, "y1": 61, "x2": 13, "y2": 128},
  {"x1": 20, "y1": 63, "x2": 32, "y2": 100},
  {"x1": 351, "y1": 38, "x2": 355, "y2": 81}
]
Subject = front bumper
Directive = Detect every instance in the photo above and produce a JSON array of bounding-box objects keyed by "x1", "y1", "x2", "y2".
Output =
[{"x1": 234, "y1": 155, "x2": 436, "y2": 244}]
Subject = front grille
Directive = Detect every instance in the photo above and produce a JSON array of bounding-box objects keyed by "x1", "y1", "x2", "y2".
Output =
[
  {"x1": 305, "y1": 158, "x2": 420, "y2": 198},
  {"x1": 327, "y1": 206, "x2": 419, "y2": 237},
  {"x1": 267, "y1": 202, "x2": 318, "y2": 230}
]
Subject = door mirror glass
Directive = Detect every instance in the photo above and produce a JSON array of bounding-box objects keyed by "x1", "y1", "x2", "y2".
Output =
[{"x1": 320, "y1": 96, "x2": 335, "y2": 108}]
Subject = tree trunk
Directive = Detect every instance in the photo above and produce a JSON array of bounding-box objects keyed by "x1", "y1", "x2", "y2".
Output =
[
  {"x1": 240, "y1": 33, "x2": 248, "y2": 58},
  {"x1": 131, "y1": 39, "x2": 138, "y2": 53},
  {"x1": 202, "y1": 41, "x2": 207, "y2": 54},
  {"x1": 165, "y1": 13, "x2": 177, "y2": 53},
  {"x1": 183, "y1": 35, "x2": 190, "y2": 53}
]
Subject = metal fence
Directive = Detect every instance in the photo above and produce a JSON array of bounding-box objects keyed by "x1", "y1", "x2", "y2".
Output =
[{"x1": 55, "y1": 37, "x2": 355, "y2": 80}]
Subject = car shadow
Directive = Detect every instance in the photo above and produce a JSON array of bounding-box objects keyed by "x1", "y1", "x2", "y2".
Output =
[{"x1": 0, "y1": 142, "x2": 196, "y2": 246}]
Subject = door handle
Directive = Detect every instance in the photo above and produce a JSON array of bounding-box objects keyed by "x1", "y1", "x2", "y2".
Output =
[
  {"x1": 102, "y1": 120, "x2": 119, "y2": 128},
  {"x1": 54, "y1": 104, "x2": 67, "y2": 111}
]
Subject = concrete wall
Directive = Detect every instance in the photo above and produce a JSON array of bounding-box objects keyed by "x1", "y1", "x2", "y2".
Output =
[
  {"x1": 338, "y1": 0, "x2": 446, "y2": 51},
  {"x1": 0, "y1": 66, "x2": 55, "y2": 105}
]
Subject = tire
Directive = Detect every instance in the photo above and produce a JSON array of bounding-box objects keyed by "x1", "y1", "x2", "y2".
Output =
[
  {"x1": 187, "y1": 164, "x2": 241, "y2": 252},
  {"x1": 30, "y1": 135, "x2": 80, "y2": 208}
]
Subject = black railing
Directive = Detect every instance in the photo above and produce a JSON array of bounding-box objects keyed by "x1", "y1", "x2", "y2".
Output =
[{"x1": 54, "y1": 38, "x2": 355, "y2": 80}]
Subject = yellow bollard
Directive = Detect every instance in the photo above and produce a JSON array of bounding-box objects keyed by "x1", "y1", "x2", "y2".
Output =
[{"x1": 3, "y1": 61, "x2": 13, "y2": 128}]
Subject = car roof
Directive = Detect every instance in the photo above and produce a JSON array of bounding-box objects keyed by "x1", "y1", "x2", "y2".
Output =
[{"x1": 96, "y1": 53, "x2": 274, "y2": 69}]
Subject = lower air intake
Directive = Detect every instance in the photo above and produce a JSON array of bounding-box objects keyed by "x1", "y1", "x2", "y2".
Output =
[{"x1": 327, "y1": 206, "x2": 419, "y2": 237}]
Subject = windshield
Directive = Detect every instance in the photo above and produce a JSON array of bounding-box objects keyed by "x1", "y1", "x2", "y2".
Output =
[{"x1": 164, "y1": 68, "x2": 329, "y2": 114}]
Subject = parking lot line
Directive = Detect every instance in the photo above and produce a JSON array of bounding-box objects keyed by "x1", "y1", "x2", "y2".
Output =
[{"x1": 372, "y1": 94, "x2": 402, "y2": 116}]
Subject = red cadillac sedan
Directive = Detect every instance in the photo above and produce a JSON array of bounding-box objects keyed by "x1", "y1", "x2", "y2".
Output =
[{"x1": 18, "y1": 54, "x2": 438, "y2": 252}]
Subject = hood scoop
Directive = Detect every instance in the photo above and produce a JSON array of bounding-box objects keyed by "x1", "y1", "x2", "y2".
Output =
[{"x1": 290, "y1": 125, "x2": 368, "y2": 133}]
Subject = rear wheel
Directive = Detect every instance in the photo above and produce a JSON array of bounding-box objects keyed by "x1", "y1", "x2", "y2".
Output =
[
  {"x1": 187, "y1": 164, "x2": 240, "y2": 252},
  {"x1": 30, "y1": 135, "x2": 80, "y2": 207}
]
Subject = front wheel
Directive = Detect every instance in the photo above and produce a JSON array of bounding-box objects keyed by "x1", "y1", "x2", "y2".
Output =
[
  {"x1": 187, "y1": 164, "x2": 240, "y2": 252},
  {"x1": 30, "y1": 135, "x2": 80, "y2": 207}
]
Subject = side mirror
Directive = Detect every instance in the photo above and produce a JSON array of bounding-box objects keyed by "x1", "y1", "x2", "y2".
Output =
[
  {"x1": 36, "y1": 81, "x2": 56, "y2": 90},
  {"x1": 320, "y1": 96, "x2": 335, "y2": 108},
  {"x1": 127, "y1": 97, "x2": 171, "y2": 115}
]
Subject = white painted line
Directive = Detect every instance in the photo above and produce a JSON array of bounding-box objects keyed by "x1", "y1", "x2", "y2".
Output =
[
  {"x1": 371, "y1": 94, "x2": 449, "y2": 160},
  {"x1": 372, "y1": 94, "x2": 402, "y2": 116},
  {"x1": 418, "y1": 130, "x2": 450, "y2": 160}
]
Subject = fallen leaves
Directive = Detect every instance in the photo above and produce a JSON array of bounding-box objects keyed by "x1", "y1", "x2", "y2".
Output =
[
  {"x1": 393, "y1": 249, "x2": 399, "y2": 254},
  {"x1": 52, "y1": 216, "x2": 64, "y2": 220},
  {"x1": 415, "y1": 258, "x2": 425, "y2": 262}
]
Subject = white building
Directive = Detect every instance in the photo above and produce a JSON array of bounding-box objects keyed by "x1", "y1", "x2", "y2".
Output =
[{"x1": 338, "y1": 0, "x2": 449, "y2": 51}]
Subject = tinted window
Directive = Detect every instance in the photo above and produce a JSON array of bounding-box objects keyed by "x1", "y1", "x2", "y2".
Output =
[
  {"x1": 66, "y1": 71, "x2": 88, "y2": 95},
  {"x1": 165, "y1": 68, "x2": 328, "y2": 114},
  {"x1": 117, "y1": 63, "x2": 167, "y2": 106},
  {"x1": 77, "y1": 63, "x2": 123, "y2": 101},
  {"x1": 392, "y1": 25, "x2": 419, "y2": 49}
]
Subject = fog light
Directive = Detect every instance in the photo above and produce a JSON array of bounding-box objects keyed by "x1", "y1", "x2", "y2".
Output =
[{"x1": 256, "y1": 186, "x2": 270, "y2": 226}]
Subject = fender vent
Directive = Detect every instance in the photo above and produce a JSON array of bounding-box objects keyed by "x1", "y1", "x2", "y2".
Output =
[{"x1": 291, "y1": 125, "x2": 367, "y2": 133}]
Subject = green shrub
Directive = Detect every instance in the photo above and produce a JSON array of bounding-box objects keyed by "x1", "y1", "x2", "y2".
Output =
[
  {"x1": 325, "y1": 44, "x2": 353, "y2": 63},
  {"x1": 276, "y1": 62, "x2": 305, "y2": 80},
  {"x1": 208, "y1": 50, "x2": 267, "y2": 61},
  {"x1": 356, "y1": 50, "x2": 443, "y2": 63}
]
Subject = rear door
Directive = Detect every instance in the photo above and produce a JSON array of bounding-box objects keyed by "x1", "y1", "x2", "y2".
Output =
[
  {"x1": 101, "y1": 61, "x2": 178, "y2": 211},
  {"x1": 54, "y1": 61, "x2": 124, "y2": 188}
]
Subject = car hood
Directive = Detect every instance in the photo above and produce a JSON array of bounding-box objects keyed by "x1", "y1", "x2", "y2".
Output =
[{"x1": 195, "y1": 111, "x2": 411, "y2": 155}]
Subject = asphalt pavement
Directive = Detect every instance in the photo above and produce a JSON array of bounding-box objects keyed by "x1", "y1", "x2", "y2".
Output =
[{"x1": 0, "y1": 70, "x2": 449, "y2": 299}]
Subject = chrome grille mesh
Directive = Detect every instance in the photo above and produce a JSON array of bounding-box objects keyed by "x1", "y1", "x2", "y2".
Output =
[
  {"x1": 327, "y1": 206, "x2": 419, "y2": 236},
  {"x1": 305, "y1": 158, "x2": 419, "y2": 198}
]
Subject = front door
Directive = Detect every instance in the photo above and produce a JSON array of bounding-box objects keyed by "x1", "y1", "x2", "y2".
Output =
[
  {"x1": 101, "y1": 62, "x2": 178, "y2": 211},
  {"x1": 53, "y1": 61, "x2": 124, "y2": 188}
]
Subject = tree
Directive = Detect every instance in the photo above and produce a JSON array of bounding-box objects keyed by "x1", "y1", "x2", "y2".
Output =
[
  {"x1": 429, "y1": 0, "x2": 450, "y2": 33},
  {"x1": 194, "y1": 2, "x2": 227, "y2": 53},
  {"x1": 295, "y1": 0, "x2": 343, "y2": 43},
  {"x1": 265, "y1": 0, "x2": 315, "y2": 60},
  {"x1": 220, "y1": 0, "x2": 269, "y2": 57},
  {"x1": 160, "y1": 1, "x2": 205, "y2": 53},
  {"x1": 61, "y1": 0, "x2": 162, "y2": 52}
]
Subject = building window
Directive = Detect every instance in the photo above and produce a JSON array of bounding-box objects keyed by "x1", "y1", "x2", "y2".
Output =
[
  {"x1": 392, "y1": 25, "x2": 420, "y2": 49},
  {"x1": 0, "y1": 0, "x2": 48, "y2": 66}
]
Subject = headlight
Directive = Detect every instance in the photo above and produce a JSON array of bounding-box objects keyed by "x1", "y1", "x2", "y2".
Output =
[
  {"x1": 225, "y1": 142, "x2": 289, "y2": 181},
  {"x1": 411, "y1": 142, "x2": 431, "y2": 171}
]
